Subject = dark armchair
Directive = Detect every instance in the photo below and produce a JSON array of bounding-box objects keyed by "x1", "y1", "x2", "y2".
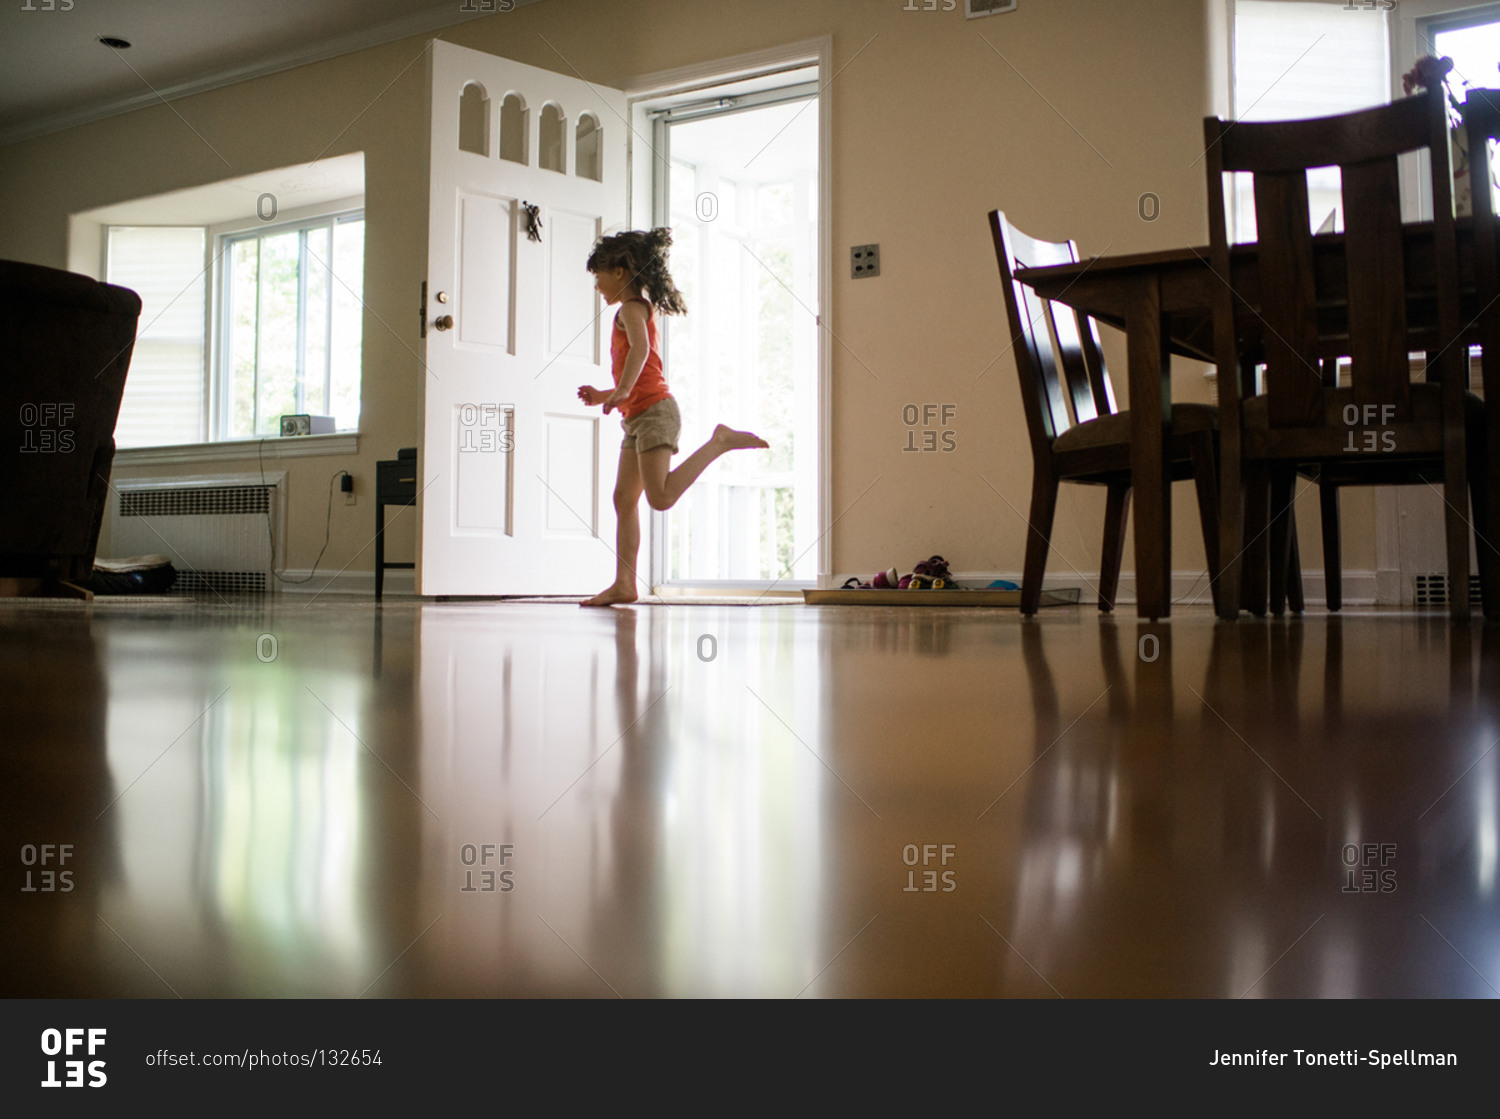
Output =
[{"x1": 0, "y1": 260, "x2": 139, "y2": 598}]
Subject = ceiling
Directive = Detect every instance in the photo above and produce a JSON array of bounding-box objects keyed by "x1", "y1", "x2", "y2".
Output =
[{"x1": 0, "y1": 0, "x2": 544, "y2": 147}]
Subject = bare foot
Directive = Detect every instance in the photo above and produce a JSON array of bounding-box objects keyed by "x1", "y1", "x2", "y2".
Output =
[
  {"x1": 581, "y1": 583, "x2": 639, "y2": 607},
  {"x1": 712, "y1": 423, "x2": 769, "y2": 450}
]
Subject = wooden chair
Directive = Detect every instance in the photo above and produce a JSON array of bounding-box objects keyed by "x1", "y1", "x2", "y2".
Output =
[
  {"x1": 1464, "y1": 88, "x2": 1500, "y2": 618},
  {"x1": 1204, "y1": 89, "x2": 1482, "y2": 620},
  {"x1": 988, "y1": 211, "x2": 1224, "y2": 615}
]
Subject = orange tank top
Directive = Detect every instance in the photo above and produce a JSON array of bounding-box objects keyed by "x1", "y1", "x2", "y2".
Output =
[{"x1": 611, "y1": 298, "x2": 671, "y2": 419}]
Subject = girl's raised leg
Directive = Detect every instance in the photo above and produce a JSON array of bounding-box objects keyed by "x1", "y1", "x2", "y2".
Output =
[{"x1": 638, "y1": 425, "x2": 768, "y2": 511}]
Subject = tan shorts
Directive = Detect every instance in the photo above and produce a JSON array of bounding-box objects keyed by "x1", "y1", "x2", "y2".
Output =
[{"x1": 620, "y1": 396, "x2": 681, "y2": 454}]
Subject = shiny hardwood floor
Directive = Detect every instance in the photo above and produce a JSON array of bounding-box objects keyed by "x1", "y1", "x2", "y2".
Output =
[{"x1": 3, "y1": 596, "x2": 1498, "y2": 998}]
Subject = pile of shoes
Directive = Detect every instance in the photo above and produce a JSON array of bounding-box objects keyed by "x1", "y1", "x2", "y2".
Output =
[{"x1": 842, "y1": 555, "x2": 956, "y2": 590}]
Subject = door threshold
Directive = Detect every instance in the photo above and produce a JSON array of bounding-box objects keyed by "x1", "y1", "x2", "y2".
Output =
[{"x1": 651, "y1": 585, "x2": 805, "y2": 600}]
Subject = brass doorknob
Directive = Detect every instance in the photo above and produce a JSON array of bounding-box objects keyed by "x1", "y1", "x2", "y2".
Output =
[{"x1": 434, "y1": 315, "x2": 454, "y2": 331}]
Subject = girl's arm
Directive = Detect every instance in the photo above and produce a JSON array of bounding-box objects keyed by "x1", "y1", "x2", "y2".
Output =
[{"x1": 604, "y1": 301, "x2": 651, "y2": 410}]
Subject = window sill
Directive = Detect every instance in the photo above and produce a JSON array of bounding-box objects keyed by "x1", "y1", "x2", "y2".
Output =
[{"x1": 113, "y1": 432, "x2": 359, "y2": 467}]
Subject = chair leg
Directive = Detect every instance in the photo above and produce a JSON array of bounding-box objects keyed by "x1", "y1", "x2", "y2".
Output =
[
  {"x1": 1238, "y1": 465, "x2": 1271, "y2": 616},
  {"x1": 1444, "y1": 442, "x2": 1471, "y2": 618},
  {"x1": 1320, "y1": 482, "x2": 1342, "y2": 612},
  {"x1": 1188, "y1": 431, "x2": 1221, "y2": 612},
  {"x1": 1471, "y1": 416, "x2": 1498, "y2": 620},
  {"x1": 1021, "y1": 470, "x2": 1060, "y2": 617},
  {"x1": 1098, "y1": 481, "x2": 1131, "y2": 613},
  {"x1": 1218, "y1": 437, "x2": 1245, "y2": 622},
  {"x1": 1287, "y1": 509, "x2": 1305, "y2": 614},
  {"x1": 1483, "y1": 400, "x2": 1500, "y2": 621},
  {"x1": 1269, "y1": 467, "x2": 1295, "y2": 616}
]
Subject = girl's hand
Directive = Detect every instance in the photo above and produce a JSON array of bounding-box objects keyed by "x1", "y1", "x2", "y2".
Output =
[
  {"x1": 601, "y1": 389, "x2": 629, "y2": 415},
  {"x1": 578, "y1": 385, "x2": 608, "y2": 407}
]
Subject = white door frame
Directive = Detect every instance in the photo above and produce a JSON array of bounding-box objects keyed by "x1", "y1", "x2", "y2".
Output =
[{"x1": 621, "y1": 37, "x2": 833, "y2": 590}]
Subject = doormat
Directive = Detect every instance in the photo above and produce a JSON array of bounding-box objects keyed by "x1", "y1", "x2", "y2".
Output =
[
  {"x1": 801, "y1": 587, "x2": 1081, "y2": 607},
  {"x1": 463, "y1": 595, "x2": 793, "y2": 606}
]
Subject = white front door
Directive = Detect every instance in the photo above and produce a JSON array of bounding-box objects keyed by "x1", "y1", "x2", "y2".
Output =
[{"x1": 419, "y1": 40, "x2": 627, "y2": 595}]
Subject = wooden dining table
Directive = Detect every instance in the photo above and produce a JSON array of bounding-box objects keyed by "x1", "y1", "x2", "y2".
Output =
[{"x1": 1015, "y1": 222, "x2": 1492, "y2": 620}]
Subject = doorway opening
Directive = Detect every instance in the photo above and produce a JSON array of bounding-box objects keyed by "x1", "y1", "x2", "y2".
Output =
[{"x1": 635, "y1": 65, "x2": 822, "y2": 588}]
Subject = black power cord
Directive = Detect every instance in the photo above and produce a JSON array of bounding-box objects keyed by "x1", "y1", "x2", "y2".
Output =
[{"x1": 258, "y1": 436, "x2": 347, "y2": 586}]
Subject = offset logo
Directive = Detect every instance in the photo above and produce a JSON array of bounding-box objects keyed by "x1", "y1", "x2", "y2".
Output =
[
  {"x1": 902, "y1": 843, "x2": 957, "y2": 893},
  {"x1": 40, "y1": 1028, "x2": 106, "y2": 1088},
  {"x1": 459, "y1": 843, "x2": 515, "y2": 893},
  {"x1": 20, "y1": 844, "x2": 74, "y2": 892}
]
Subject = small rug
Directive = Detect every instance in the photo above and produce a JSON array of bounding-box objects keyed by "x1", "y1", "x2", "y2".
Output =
[
  {"x1": 473, "y1": 595, "x2": 796, "y2": 606},
  {"x1": 802, "y1": 587, "x2": 1081, "y2": 607}
]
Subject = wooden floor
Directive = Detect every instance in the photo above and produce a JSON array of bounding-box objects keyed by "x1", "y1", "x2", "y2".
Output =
[{"x1": 3, "y1": 596, "x2": 1498, "y2": 998}]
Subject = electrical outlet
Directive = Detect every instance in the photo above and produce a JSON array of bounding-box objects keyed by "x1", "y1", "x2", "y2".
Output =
[
  {"x1": 851, "y1": 243, "x2": 880, "y2": 279},
  {"x1": 342, "y1": 474, "x2": 356, "y2": 506}
]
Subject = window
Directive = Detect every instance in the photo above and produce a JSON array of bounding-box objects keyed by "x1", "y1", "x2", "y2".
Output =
[
  {"x1": 1427, "y1": 6, "x2": 1500, "y2": 93},
  {"x1": 1232, "y1": 0, "x2": 1392, "y2": 241},
  {"x1": 220, "y1": 211, "x2": 365, "y2": 438},
  {"x1": 101, "y1": 208, "x2": 364, "y2": 448},
  {"x1": 84, "y1": 156, "x2": 368, "y2": 451}
]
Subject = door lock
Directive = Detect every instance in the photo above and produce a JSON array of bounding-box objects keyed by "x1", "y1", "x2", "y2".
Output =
[{"x1": 434, "y1": 315, "x2": 454, "y2": 331}]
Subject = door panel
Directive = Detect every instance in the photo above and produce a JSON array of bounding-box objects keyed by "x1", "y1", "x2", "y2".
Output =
[
  {"x1": 546, "y1": 209, "x2": 602, "y2": 364},
  {"x1": 422, "y1": 41, "x2": 625, "y2": 594},
  {"x1": 454, "y1": 404, "x2": 512, "y2": 534},
  {"x1": 542, "y1": 413, "x2": 599, "y2": 536},
  {"x1": 456, "y1": 192, "x2": 515, "y2": 351}
]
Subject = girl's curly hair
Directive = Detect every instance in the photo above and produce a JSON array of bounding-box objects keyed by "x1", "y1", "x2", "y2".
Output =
[{"x1": 586, "y1": 228, "x2": 687, "y2": 315}]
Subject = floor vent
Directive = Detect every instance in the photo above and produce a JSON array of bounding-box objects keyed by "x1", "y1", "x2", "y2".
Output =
[
  {"x1": 107, "y1": 476, "x2": 280, "y2": 594},
  {"x1": 1414, "y1": 573, "x2": 1484, "y2": 608}
]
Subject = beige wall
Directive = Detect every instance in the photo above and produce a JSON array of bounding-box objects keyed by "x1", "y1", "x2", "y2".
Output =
[{"x1": 0, "y1": 0, "x2": 1374, "y2": 589}]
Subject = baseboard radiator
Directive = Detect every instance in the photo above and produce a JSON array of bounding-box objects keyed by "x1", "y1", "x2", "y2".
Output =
[{"x1": 107, "y1": 477, "x2": 278, "y2": 594}]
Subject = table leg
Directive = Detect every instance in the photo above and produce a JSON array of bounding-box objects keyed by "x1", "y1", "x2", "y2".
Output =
[
  {"x1": 375, "y1": 500, "x2": 386, "y2": 601},
  {"x1": 1485, "y1": 402, "x2": 1500, "y2": 619},
  {"x1": 1128, "y1": 275, "x2": 1173, "y2": 620}
]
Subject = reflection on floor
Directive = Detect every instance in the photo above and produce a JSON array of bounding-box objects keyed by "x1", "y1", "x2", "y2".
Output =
[{"x1": 2, "y1": 597, "x2": 1498, "y2": 997}]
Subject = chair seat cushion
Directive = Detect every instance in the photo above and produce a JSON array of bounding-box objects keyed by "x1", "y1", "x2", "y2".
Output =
[{"x1": 1052, "y1": 403, "x2": 1217, "y2": 454}]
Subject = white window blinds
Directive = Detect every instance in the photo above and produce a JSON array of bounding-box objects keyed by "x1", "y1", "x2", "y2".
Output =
[
  {"x1": 106, "y1": 226, "x2": 207, "y2": 448},
  {"x1": 1232, "y1": 1, "x2": 1391, "y2": 240}
]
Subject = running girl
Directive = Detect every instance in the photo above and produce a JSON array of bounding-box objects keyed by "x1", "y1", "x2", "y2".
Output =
[{"x1": 577, "y1": 228, "x2": 767, "y2": 606}]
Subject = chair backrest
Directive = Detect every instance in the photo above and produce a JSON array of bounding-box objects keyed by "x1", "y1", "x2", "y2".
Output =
[
  {"x1": 1464, "y1": 88, "x2": 1500, "y2": 410},
  {"x1": 987, "y1": 210, "x2": 1117, "y2": 460},
  {"x1": 1203, "y1": 89, "x2": 1460, "y2": 432},
  {"x1": 0, "y1": 260, "x2": 139, "y2": 580}
]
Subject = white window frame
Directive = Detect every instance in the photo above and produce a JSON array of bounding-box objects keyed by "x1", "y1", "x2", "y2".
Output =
[{"x1": 210, "y1": 199, "x2": 365, "y2": 442}]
